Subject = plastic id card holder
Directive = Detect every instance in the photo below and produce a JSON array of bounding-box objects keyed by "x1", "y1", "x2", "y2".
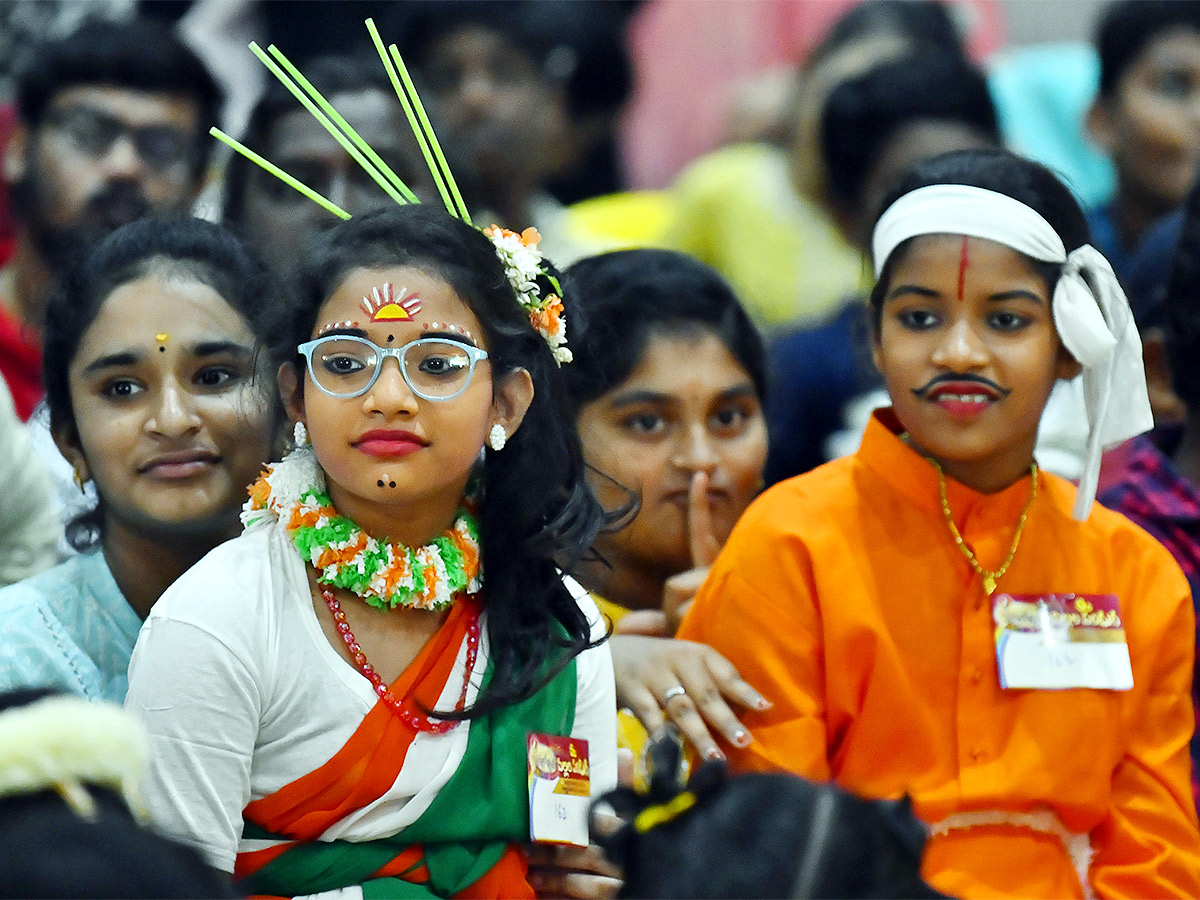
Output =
[
  {"x1": 991, "y1": 593, "x2": 1133, "y2": 690},
  {"x1": 527, "y1": 732, "x2": 590, "y2": 846}
]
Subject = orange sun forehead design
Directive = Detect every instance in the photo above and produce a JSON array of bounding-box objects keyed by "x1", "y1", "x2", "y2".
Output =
[{"x1": 361, "y1": 283, "x2": 421, "y2": 321}]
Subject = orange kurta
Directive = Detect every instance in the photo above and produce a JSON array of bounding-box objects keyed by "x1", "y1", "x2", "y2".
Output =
[{"x1": 678, "y1": 410, "x2": 1200, "y2": 899}]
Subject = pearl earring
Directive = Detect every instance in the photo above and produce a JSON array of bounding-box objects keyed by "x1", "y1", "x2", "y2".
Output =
[
  {"x1": 488, "y1": 423, "x2": 507, "y2": 452},
  {"x1": 293, "y1": 421, "x2": 309, "y2": 448}
]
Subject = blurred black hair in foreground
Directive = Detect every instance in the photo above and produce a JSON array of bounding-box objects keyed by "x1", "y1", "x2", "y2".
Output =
[
  {"x1": 594, "y1": 729, "x2": 946, "y2": 899},
  {"x1": 0, "y1": 687, "x2": 239, "y2": 899}
]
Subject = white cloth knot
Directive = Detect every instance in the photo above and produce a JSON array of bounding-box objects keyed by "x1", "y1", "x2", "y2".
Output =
[{"x1": 1055, "y1": 245, "x2": 1152, "y2": 520}]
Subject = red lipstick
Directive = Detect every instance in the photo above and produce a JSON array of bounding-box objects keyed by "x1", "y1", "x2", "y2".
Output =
[
  {"x1": 353, "y1": 429, "x2": 428, "y2": 458},
  {"x1": 924, "y1": 380, "x2": 1001, "y2": 421}
]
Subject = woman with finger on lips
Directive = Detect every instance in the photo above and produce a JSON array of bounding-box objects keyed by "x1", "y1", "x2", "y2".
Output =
[{"x1": 562, "y1": 249, "x2": 773, "y2": 770}]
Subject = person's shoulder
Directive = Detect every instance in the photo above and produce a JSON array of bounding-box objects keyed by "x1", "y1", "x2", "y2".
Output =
[
  {"x1": 0, "y1": 553, "x2": 105, "y2": 614},
  {"x1": 722, "y1": 459, "x2": 861, "y2": 562},
  {"x1": 0, "y1": 556, "x2": 115, "y2": 691},
  {"x1": 559, "y1": 573, "x2": 608, "y2": 643},
  {"x1": 755, "y1": 458, "x2": 860, "y2": 515},
  {"x1": 1044, "y1": 471, "x2": 1189, "y2": 584},
  {"x1": 147, "y1": 525, "x2": 288, "y2": 627}
]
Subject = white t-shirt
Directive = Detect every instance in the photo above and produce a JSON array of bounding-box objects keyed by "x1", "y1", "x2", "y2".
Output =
[{"x1": 126, "y1": 520, "x2": 617, "y2": 873}]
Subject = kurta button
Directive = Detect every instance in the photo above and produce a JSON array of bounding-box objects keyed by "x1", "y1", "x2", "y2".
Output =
[
  {"x1": 970, "y1": 748, "x2": 983, "y2": 761},
  {"x1": 971, "y1": 668, "x2": 983, "y2": 684}
]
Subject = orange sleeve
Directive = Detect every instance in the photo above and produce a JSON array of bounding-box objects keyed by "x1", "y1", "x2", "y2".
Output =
[
  {"x1": 678, "y1": 510, "x2": 831, "y2": 780},
  {"x1": 1091, "y1": 555, "x2": 1200, "y2": 899}
]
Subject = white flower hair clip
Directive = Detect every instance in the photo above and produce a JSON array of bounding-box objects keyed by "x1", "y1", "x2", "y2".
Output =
[{"x1": 210, "y1": 19, "x2": 572, "y2": 364}]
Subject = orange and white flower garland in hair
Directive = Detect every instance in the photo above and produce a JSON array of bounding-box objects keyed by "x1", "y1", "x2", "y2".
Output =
[
  {"x1": 242, "y1": 444, "x2": 482, "y2": 611},
  {"x1": 485, "y1": 225, "x2": 572, "y2": 365}
]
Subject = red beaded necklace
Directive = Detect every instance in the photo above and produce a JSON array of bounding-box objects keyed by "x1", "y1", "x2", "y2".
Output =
[{"x1": 321, "y1": 587, "x2": 481, "y2": 734}]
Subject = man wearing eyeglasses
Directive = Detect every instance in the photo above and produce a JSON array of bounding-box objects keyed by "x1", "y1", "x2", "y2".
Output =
[{"x1": 0, "y1": 17, "x2": 222, "y2": 421}]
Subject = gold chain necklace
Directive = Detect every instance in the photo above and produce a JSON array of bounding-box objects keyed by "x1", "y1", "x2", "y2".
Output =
[{"x1": 932, "y1": 461, "x2": 1038, "y2": 595}]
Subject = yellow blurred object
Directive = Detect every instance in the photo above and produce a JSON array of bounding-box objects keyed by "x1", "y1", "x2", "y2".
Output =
[
  {"x1": 663, "y1": 143, "x2": 867, "y2": 330},
  {"x1": 563, "y1": 191, "x2": 673, "y2": 253}
]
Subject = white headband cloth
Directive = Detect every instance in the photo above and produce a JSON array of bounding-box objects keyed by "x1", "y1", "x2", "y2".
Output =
[{"x1": 871, "y1": 184, "x2": 1153, "y2": 521}]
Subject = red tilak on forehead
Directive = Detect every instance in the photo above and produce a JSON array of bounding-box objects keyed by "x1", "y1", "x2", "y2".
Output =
[{"x1": 956, "y1": 236, "x2": 969, "y2": 301}]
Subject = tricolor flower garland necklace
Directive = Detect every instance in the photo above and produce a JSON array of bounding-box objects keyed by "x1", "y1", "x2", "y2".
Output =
[{"x1": 242, "y1": 443, "x2": 482, "y2": 612}]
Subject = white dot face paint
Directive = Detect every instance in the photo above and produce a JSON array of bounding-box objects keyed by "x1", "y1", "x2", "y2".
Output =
[
  {"x1": 420, "y1": 321, "x2": 476, "y2": 344},
  {"x1": 316, "y1": 320, "x2": 360, "y2": 338}
]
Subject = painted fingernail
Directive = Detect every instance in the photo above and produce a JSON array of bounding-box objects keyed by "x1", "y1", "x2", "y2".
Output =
[
  {"x1": 733, "y1": 730, "x2": 752, "y2": 747},
  {"x1": 528, "y1": 873, "x2": 546, "y2": 889},
  {"x1": 704, "y1": 747, "x2": 726, "y2": 761},
  {"x1": 754, "y1": 698, "x2": 772, "y2": 710}
]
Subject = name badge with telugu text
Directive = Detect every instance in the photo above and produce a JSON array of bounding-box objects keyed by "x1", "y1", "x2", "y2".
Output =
[
  {"x1": 527, "y1": 733, "x2": 590, "y2": 846},
  {"x1": 992, "y1": 593, "x2": 1133, "y2": 691}
]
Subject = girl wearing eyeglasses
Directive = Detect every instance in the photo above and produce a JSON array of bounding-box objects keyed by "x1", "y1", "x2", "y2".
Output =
[{"x1": 125, "y1": 204, "x2": 618, "y2": 899}]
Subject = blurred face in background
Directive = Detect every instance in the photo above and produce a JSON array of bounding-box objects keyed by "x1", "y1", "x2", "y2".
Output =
[
  {"x1": 1091, "y1": 27, "x2": 1200, "y2": 230},
  {"x1": 239, "y1": 88, "x2": 431, "y2": 273},
  {"x1": 417, "y1": 25, "x2": 571, "y2": 209},
  {"x1": 5, "y1": 86, "x2": 204, "y2": 277}
]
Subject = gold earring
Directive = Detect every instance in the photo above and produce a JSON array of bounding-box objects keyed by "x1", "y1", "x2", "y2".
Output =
[{"x1": 73, "y1": 469, "x2": 85, "y2": 493}]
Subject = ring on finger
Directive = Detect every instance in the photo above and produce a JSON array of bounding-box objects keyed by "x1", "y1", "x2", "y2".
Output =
[{"x1": 662, "y1": 684, "x2": 687, "y2": 705}]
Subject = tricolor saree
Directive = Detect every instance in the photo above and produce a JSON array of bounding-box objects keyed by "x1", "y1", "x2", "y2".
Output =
[{"x1": 234, "y1": 599, "x2": 578, "y2": 899}]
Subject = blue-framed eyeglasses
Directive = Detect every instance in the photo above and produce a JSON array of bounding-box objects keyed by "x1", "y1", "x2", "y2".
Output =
[{"x1": 298, "y1": 335, "x2": 489, "y2": 401}]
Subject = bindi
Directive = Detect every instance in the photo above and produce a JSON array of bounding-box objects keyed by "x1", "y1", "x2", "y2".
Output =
[
  {"x1": 361, "y1": 283, "x2": 421, "y2": 322},
  {"x1": 956, "y1": 236, "x2": 970, "y2": 301},
  {"x1": 155, "y1": 333, "x2": 169, "y2": 352}
]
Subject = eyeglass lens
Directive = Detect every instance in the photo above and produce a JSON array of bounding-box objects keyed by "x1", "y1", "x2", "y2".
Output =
[
  {"x1": 311, "y1": 338, "x2": 476, "y2": 398},
  {"x1": 47, "y1": 106, "x2": 192, "y2": 172}
]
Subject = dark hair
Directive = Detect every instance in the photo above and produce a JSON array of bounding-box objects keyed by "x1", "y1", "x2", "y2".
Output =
[
  {"x1": 222, "y1": 54, "x2": 395, "y2": 227},
  {"x1": 393, "y1": 0, "x2": 632, "y2": 119},
  {"x1": 43, "y1": 216, "x2": 278, "y2": 550},
  {"x1": 561, "y1": 249, "x2": 767, "y2": 416},
  {"x1": 15, "y1": 17, "x2": 223, "y2": 179},
  {"x1": 820, "y1": 50, "x2": 1000, "y2": 214},
  {"x1": 1095, "y1": 0, "x2": 1200, "y2": 97},
  {"x1": 867, "y1": 148, "x2": 1092, "y2": 330},
  {"x1": 1164, "y1": 175, "x2": 1200, "y2": 405},
  {"x1": 0, "y1": 688, "x2": 240, "y2": 899},
  {"x1": 596, "y1": 753, "x2": 944, "y2": 899},
  {"x1": 810, "y1": 0, "x2": 964, "y2": 70},
  {"x1": 267, "y1": 204, "x2": 608, "y2": 717}
]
